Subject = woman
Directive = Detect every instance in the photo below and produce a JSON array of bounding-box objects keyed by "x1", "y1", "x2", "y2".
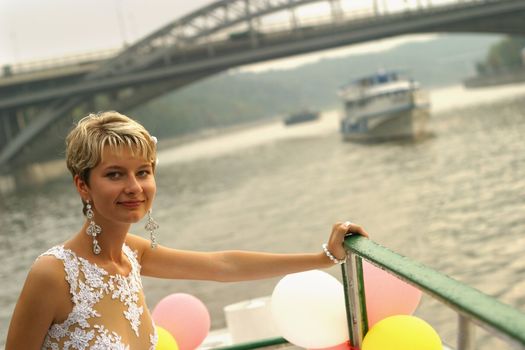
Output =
[{"x1": 6, "y1": 111, "x2": 368, "y2": 349}]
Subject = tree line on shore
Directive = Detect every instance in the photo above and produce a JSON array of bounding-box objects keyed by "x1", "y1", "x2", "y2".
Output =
[{"x1": 475, "y1": 36, "x2": 525, "y2": 75}]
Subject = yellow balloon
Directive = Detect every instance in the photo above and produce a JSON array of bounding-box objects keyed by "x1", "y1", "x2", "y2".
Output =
[
  {"x1": 362, "y1": 315, "x2": 442, "y2": 350},
  {"x1": 156, "y1": 326, "x2": 179, "y2": 350}
]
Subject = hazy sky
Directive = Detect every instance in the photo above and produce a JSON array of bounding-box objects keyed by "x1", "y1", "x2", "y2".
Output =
[
  {"x1": 0, "y1": 0, "x2": 215, "y2": 64},
  {"x1": 0, "y1": 0, "x2": 438, "y2": 71}
]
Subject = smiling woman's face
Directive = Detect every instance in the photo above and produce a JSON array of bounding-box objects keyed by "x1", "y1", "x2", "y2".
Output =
[{"x1": 84, "y1": 145, "x2": 157, "y2": 226}]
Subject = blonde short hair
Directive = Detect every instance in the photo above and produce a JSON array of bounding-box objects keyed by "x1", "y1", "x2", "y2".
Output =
[{"x1": 66, "y1": 111, "x2": 157, "y2": 184}]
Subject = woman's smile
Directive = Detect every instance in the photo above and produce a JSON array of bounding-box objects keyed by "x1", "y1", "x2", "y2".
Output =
[{"x1": 118, "y1": 200, "x2": 145, "y2": 209}]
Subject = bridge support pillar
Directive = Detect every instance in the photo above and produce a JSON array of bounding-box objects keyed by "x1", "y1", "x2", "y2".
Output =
[
  {"x1": 0, "y1": 110, "x2": 20, "y2": 149},
  {"x1": 0, "y1": 174, "x2": 15, "y2": 195}
]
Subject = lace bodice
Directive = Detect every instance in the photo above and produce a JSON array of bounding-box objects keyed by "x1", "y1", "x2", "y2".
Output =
[{"x1": 40, "y1": 244, "x2": 157, "y2": 350}]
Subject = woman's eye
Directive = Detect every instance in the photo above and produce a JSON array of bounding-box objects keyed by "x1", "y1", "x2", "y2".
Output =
[
  {"x1": 138, "y1": 170, "x2": 151, "y2": 177},
  {"x1": 106, "y1": 172, "x2": 121, "y2": 179}
]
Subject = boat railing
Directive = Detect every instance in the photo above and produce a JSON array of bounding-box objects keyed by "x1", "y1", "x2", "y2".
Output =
[{"x1": 212, "y1": 236, "x2": 525, "y2": 350}]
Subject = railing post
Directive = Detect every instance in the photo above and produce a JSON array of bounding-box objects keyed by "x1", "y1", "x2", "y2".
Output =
[
  {"x1": 341, "y1": 251, "x2": 368, "y2": 349},
  {"x1": 458, "y1": 314, "x2": 476, "y2": 350}
]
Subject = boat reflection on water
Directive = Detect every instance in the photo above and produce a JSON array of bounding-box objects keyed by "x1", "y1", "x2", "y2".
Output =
[{"x1": 338, "y1": 70, "x2": 431, "y2": 142}]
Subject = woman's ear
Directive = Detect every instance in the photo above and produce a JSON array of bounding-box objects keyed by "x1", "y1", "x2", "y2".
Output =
[{"x1": 74, "y1": 174, "x2": 89, "y2": 201}]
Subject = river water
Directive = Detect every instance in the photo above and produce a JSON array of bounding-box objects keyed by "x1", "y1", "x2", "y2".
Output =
[{"x1": 1, "y1": 84, "x2": 525, "y2": 349}]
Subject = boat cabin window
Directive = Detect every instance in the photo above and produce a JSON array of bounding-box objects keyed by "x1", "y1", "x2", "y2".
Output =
[{"x1": 358, "y1": 72, "x2": 400, "y2": 87}]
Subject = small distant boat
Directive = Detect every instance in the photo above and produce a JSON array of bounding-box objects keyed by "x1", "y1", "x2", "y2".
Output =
[
  {"x1": 338, "y1": 71, "x2": 430, "y2": 142},
  {"x1": 283, "y1": 109, "x2": 319, "y2": 126}
]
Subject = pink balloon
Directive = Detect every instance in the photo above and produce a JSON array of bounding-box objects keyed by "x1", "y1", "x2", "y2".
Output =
[
  {"x1": 309, "y1": 341, "x2": 352, "y2": 350},
  {"x1": 363, "y1": 261, "x2": 422, "y2": 327},
  {"x1": 152, "y1": 293, "x2": 211, "y2": 350}
]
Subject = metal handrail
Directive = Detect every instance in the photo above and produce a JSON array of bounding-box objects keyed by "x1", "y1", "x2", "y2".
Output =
[
  {"x1": 212, "y1": 337, "x2": 289, "y2": 350},
  {"x1": 213, "y1": 235, "x2": 525, "y2": 350},
  {"x1": 342, "y1": 235, "x2": 525, "y2": 349}
]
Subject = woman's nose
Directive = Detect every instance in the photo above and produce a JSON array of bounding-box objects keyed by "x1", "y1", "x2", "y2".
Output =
[{"x1": 125, "y1": 174, "x2": 143, "y2": 194}]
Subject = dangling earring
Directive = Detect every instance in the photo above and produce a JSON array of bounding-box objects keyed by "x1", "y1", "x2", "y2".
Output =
[
  {"x1": 86, "y1": 200, "x2": 102, "y2": 255},
  {"x1": 145, "y1": 209, "x2": 159, "y2": 249}
]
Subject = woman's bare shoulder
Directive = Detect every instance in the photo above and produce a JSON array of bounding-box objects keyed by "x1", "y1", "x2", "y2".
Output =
[
  {"x1": 6, "y1": 254, "x2": 69, "y2": 349},
  {"x1": 27, "y1": 254, "x2": 65, "y2": 288},
  {"x1": 125, "y1": 233, "x2": 151, "y2": 262}
]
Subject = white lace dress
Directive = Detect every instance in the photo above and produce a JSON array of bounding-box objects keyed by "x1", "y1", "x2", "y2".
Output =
[{"x1": 40, "y1": 244, "x2": 158, "y2": 350}]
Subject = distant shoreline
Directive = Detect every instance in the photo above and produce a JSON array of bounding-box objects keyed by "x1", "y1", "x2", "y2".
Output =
[
  {"x1": 156, "y1": 115, "x2": 281, "y2": 151},
  {"x1": 0, "y1": 115, "x2": 283, "y2": 195},
  {"x1": 463, "y1": 67, "x2": 525, "y2": 88}
]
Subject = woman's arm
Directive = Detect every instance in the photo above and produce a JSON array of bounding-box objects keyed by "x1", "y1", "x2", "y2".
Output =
[
  {"x1": 128, "y1": 221, "x2": 368, "y2": 282},
  {"x1": 5, "y1": 256, "x2": 66, "y2": 350}
]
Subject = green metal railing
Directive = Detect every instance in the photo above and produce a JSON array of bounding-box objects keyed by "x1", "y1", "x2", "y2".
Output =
[
  {"x1": 212, "y1": 337, "x2": 289, "y2": 350},
  {"x1": 343, "y1": 235, "x2": 525, "y2": 350},
  {"x1": 213, "y1": 236, "x2": 525, "y2": 349}
]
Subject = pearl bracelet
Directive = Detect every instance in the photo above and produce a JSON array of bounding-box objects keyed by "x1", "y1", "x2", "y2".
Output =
[{"x1": 322, "y1": 243, "x2": 346, "y2": 265}]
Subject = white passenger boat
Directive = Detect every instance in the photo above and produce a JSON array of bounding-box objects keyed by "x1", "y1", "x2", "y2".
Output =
[{"x1": 338, "y1": 71, "x2": 430, "y2": 142}]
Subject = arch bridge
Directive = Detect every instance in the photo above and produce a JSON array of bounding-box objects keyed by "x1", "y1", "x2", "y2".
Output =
[{"x1": 1, "y1": 0, "x2": 524, "y2": 182}]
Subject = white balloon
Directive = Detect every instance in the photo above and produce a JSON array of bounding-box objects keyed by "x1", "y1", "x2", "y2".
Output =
[{"x1": 271, "y1": 270, "x2": 349, "y2": 348}]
